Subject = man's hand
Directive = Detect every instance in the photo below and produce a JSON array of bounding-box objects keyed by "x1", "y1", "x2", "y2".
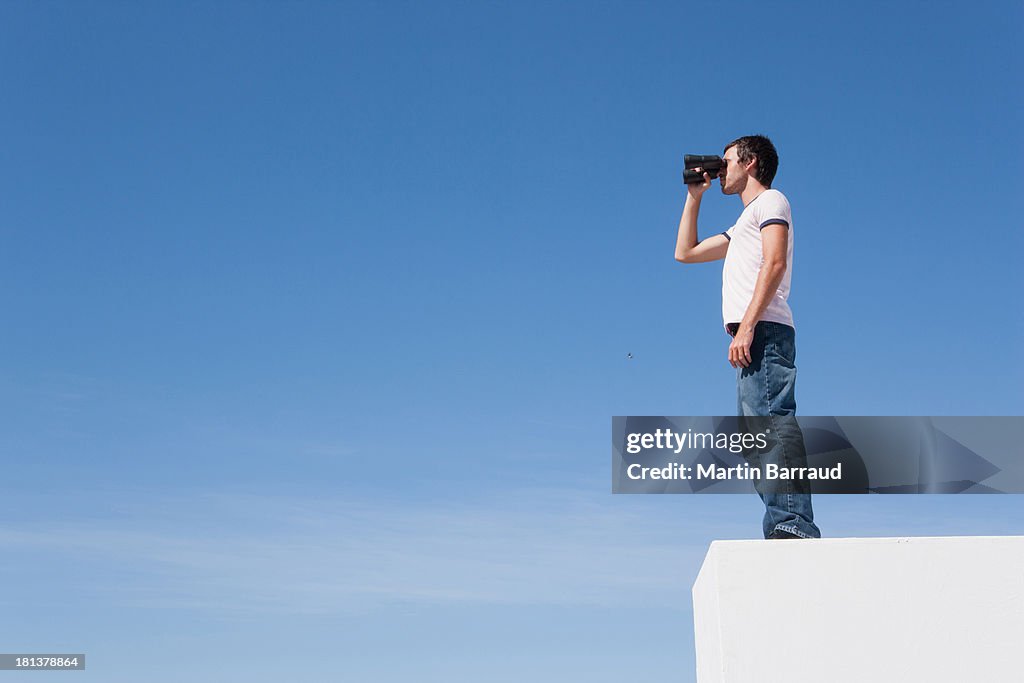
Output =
[
  {"x1": 728, "y1": 323, "x2": 754, "y2": 368},
  {"x1": 687, "y1": 169, "x2": 713, "y2": 200}
]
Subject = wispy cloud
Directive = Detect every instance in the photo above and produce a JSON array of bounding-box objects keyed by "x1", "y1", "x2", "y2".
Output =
[{"x1": 1, "y1": 488, "x2": 736, "y2": 616}]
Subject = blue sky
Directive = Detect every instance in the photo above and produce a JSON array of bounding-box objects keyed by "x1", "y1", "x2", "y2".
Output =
[{"x1": 2, "y1": 1, "x2": 1022, "y2": 681}]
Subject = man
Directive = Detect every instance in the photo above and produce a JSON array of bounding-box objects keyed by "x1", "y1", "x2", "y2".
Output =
[{"x1": 674, "y1": 135, "x2": 820, "y2": 540}]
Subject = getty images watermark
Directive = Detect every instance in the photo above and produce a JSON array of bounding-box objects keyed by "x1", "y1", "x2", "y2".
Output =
[
  {"x1": 624, "y1": 426, "x2": 840, "y2": 483},
  {"x1": 612, "y1": 416, "x2": 1024, "y2": 494}
]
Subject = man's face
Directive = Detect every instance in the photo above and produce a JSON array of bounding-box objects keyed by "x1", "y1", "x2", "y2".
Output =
[{"x1": 720, "y1": 146, "x2": 752, "y2": 195}]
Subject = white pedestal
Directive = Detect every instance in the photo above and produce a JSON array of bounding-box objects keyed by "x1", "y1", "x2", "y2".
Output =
[{"x1": 692, "y1": 536, "x2": 1024, "y2": 682}]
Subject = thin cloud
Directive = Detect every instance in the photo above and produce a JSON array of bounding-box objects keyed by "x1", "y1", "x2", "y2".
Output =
[{"x1": 1, "y1": 489, "x2": 737, "y2": 616}]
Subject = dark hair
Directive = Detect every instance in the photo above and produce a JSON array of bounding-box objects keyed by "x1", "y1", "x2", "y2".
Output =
[{"x1": 723, "y1": 135, "x2": 779, "y2": 188}]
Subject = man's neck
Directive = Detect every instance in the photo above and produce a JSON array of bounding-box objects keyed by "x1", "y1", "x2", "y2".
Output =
[{"x1": 740, "y1": 180, "x2": 770, "y2": 207}]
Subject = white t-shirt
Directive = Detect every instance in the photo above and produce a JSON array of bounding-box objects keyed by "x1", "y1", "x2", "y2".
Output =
[{"x1": 721, "y1": 188, "x2": 794, "y2": 329}]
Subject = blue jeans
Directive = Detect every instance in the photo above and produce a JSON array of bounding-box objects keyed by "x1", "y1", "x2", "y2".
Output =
[{"x1": 736, "y1": 321, "x2": 821, "y2": 539}]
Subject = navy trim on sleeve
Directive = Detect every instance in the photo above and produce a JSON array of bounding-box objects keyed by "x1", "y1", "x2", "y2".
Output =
[
  {"x1": 721, "y1": 231, "x2": 731, "y2": 241},
  {"x1": 759, "y1": 219, "x2": 789, "y2": 230}
]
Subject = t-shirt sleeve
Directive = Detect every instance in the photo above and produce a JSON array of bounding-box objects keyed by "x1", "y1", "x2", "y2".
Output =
[
  {"x1": 755, "y1": 191, "x2": 791, "y2": 230},
  {"x1": 721, "y1": 224, "x2": 735, "y2": 241}
]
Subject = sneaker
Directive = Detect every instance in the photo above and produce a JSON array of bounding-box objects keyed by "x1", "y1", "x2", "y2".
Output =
[{"x1": 768, "y1": 529, "x2": 804, "y2": 540}]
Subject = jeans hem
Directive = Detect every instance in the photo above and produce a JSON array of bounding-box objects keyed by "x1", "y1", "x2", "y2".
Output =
[{"x1": 773, "y1": 524, "x2": 816, "y2": 539}]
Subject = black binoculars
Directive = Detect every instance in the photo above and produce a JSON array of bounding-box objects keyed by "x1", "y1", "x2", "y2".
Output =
[{"x1": 683, "y1": 154, "x2": 725, "y2": 184}]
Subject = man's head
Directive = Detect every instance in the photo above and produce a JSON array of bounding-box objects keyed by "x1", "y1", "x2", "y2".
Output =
[{"x1": 720, "y1": 135, "x2": 778, "y2": 195}]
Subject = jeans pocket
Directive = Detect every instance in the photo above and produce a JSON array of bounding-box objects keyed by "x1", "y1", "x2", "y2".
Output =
[{"x1": 773, "y1": 343, "x2": 795, "y2": 368}]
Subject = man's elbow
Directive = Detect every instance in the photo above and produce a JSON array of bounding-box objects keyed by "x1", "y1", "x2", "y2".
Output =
[
  {"x1": 763, "y1": 259, "x2": 787, "y2": 280},
  {"x1": 675, "y1": 251, "x2": 696, "y2": 264}
]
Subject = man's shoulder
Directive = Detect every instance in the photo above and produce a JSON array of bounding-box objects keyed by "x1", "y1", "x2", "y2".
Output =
[{"x1": 756, "y1": 188, "x2": 791, "y2": 218}]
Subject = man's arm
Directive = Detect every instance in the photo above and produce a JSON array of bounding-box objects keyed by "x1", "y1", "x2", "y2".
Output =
[
  {"x1": 728, "y1": 224, "x2": 788, "y2": 368},
  {"x1": 675, "y1": 171, "x2": 729, "y2": 263}
]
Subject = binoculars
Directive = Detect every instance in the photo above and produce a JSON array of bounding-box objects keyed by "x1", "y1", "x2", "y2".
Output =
[{"x1": 683, "y1": 154, "x2": 725, "y2": 184}]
